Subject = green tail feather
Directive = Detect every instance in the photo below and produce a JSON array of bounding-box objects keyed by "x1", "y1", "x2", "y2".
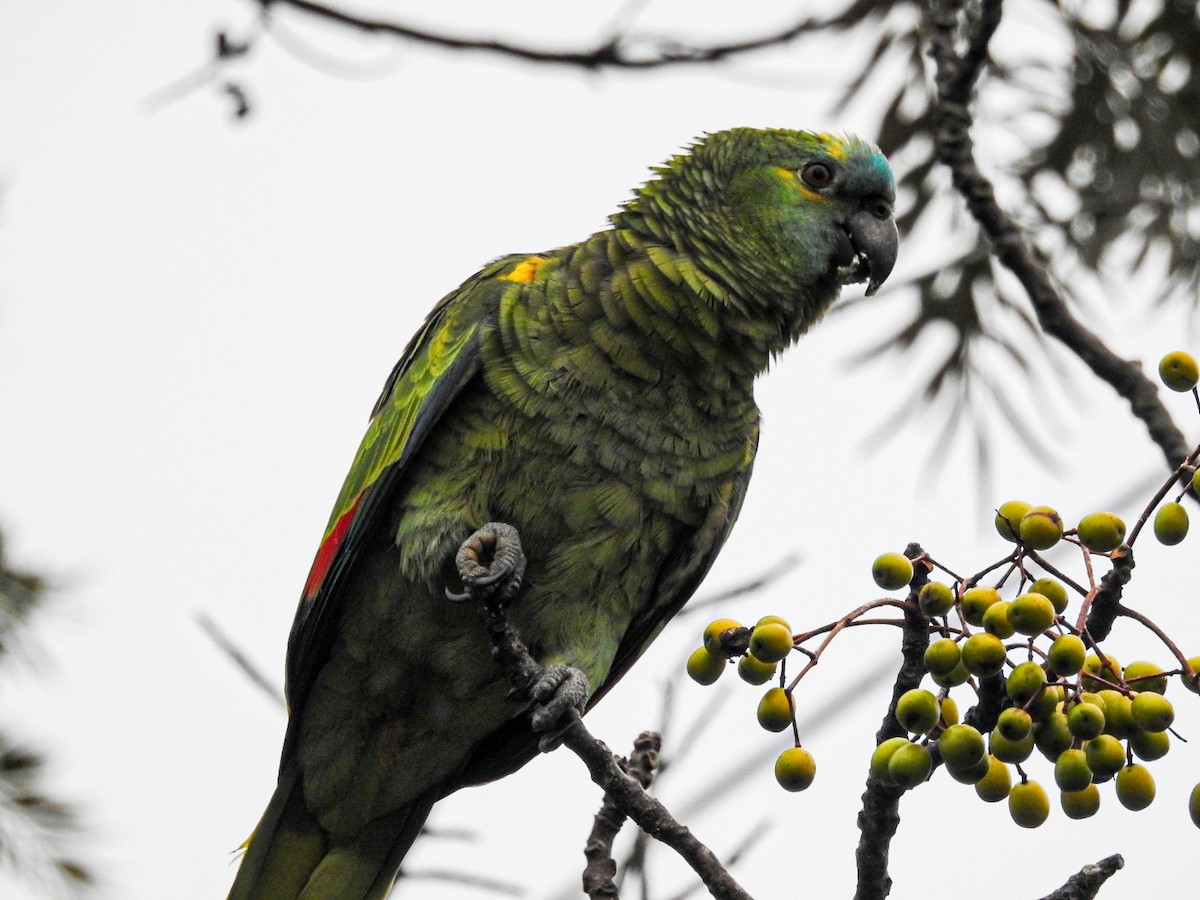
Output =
[{"x1": 228, "y1": 766, "x2": 435, "y2": 900}]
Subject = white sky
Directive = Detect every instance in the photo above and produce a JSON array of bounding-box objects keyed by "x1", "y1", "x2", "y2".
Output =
[{"x1": 1, "y1": 2, "x2": 1198, "y2": 899}]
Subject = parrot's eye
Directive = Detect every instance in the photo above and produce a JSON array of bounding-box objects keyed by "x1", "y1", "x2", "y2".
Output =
[{"x1": 800, "y1": 161, "x2": 835, "y2": 188}]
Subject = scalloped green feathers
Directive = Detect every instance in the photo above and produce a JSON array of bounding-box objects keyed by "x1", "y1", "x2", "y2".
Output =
[{"x1": 230, "y1": 128, "x2": 896, "y2": 900}]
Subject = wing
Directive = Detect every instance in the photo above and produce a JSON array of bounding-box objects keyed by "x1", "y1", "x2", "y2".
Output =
[
  {"x1": 283, "y1": 255, "x2": 533, "y2": 730},
  {"x1": 588, "y1": 427, "x2": 759, "y2": 708}
]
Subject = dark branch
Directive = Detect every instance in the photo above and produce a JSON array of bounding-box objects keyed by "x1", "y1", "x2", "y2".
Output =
[
  {"x1": 924, "y1": 0, "x2": 1190, "y2": 472},
  {"x1": 1037, "y1": 855, "x2": 1124, "y2": 900}
]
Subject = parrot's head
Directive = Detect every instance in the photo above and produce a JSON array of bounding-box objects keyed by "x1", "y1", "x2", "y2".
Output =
[{"x1": 622, "y1": 127, "x2": 898, "y2": 349}]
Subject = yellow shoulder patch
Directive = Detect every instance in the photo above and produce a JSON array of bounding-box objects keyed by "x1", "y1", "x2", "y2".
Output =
[{"x1": 500, "y1": 256, "x2": 547, "y2": 284}]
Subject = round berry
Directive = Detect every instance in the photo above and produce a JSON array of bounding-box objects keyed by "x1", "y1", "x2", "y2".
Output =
[
  {"x1": 961, "y1": 632, "x2": 1007, "y2": 677},
  {"x1": 1129, "y1": 727, "x2": 1170, "y2": 762},
  {"x1": 1123, "y1": 660, "x2": 1167, "y2": 694},
  {"x1": 931, "y1": 660, "x2": 972, "y2": 688},
  {"x1": 1081, "y1": 652, "x2": 1121, "y2": 691},
  {"x1": 994, "y1": 500, "x2": 1032, "y2": 542},
  {"x1": 748, "y1": 622, "x2": 794, "y2": 664},
  {"x1": 990, "y1": 726, "x2": 1034, "y2": 764},
  {"x1": 702, "y1": 618, "x2": 743, "y2": 656},
  {"x1": 1182, "y1": 655, "x2": 1200, "y2": 694},
  {"x1": 737, "y1": 654, "x2": 777, "y2": 685},
  {"x1": 895, "y1": 689, "x2": 941, "y2": 735},
  {"x1": 1047, "y1": 634, "x2": 1087, "y2": 676},
  {"x1": 1019, "y1": 506, "x2": 1063, "y2": 550},
  {"x1": 1066, "y1": 702, "x2": 1105, "y2": 741},
  {"x1": 1115, "y1": 763, "x2": 1156, "y2": 811},
  {"x1": 938, "y1": 723, "x2": 985, "y2": 770},
  {"x1": 1158, "y1": 350, "x2": 1199, "y2": 392},
  {"x1": 887, "y1": 741, "x2": 932, "y2": 789},
  {"x1": 1029, "y1": 577, "x2": 1069, "y2": 614},
  {"x1": 918, "y1": 581, "x2": 955, "y2": 617},
  {"x1": 1034, "y1": 711, "x2": 1074, "y2": 759},
  {"x1": 1076, "y1": 511, "x2": 1127, "y2": 553},
  {"x1": 974, "y1": 755, "x2": 1012, "y2": 802},
  {"x1": 1131, "y1": 692, "x2": 1174, "y2": 732},
  {"x1": 940, "y1": 695, "x2": 959, "y2": 726},
  {"x1": 869, "y1": 737, "x2": 910, "y2": 785},
  {"x1": 997, "y1": 707, "x2": 1033, "y2": 742},
  {"x1": 1054, "y1": 748, "x2": 1093, "y2": 793},
  {"x1": 756, "y1": 687, "x2": 794, "y2": 732},
  {"x1": 1061, "y1": 784, "x2": 1101, "y2": 820},
  {"x1": 686, "y1": 646, "x2": 725, "y2": 685},
  {"x1": 1098, "y1": 689, "x2": 1137, "y2": 739},
  {"x1": 924, "y1": 638, "x2": 962, "y2": 677},
  {"x1": 1085, "y1": 734, "x2": 1126, "y2": 779},
  {"x1": 872, "y1": 553, "x2": 913, "y2": 590},
  {"x1": 960, "y1": 586, "x2": 1002, "y2": 626},
  {"x1": 1153, "y1": 502, "x2": 1189, "y2": 545},
  {"x1": 1009, "y1": 592, "x2": 1056, "y2": 636},
  {"x1": 1190, "y1": 783, "x2": 1200, "y2": 829},
  {"x1": 982, "y1": 600, "x2": 1015, "y2": 638},
  {"x1": 1009, "y1": 780, "x2": 1050, "y2": 828},
  {"x1": 774, "y1": 746, "x2": 816, "y2": 792},
  {"x1": 1006, "y1": 661, "x2": 1047, "y2": 705}
]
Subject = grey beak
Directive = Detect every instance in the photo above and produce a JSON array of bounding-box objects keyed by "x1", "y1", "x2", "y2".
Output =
[{"x1": 847, "y1": 208, "x2": 899, "y2": 296}]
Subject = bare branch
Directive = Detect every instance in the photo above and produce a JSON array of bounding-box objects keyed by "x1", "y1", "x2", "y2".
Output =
[{"x1": 1037, "y1": 855, "x2": 1124, "y2": 900}]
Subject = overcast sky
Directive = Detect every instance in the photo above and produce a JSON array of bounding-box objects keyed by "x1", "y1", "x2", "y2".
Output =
[{"x1": 1, "y1": 2, "x2": 1198, "y2": 899}]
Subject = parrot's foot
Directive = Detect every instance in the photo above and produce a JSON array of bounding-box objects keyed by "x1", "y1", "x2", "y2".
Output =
[
  {"x1": 530, "y1": 663, "x2": 589, "y2": 751},
  {"x1": 446, "y1": 522, "x2": 526, "y2": 606}
]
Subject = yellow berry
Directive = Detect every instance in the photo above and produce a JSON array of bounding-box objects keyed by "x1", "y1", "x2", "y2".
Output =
[
  {"x1": 940, "y1": 695, "x2": 959, "y2": 726},
  {"x1": 1190, "y1": 783, "x2": 1200, "y2": 829},
  {"x1": 1076, "y1": 511, "x2": 1127, "y2": 553},
  {"x1": 1061, "y1": 784, "x2": 1101, "y2": 820},
  {"x1": 918, "y1": 581, "x2": 955, "y2": 617},
  {"x1": 755, "y1": 615, "x2": 791, "y2": 631},
  {"x1": 895, "y1": 689, "x2": 940, "y2": 735},
  {"x1": 1034, "y1": 710, "x2": 1074, "y2": 759},
  {"x1": 1131, "y1": 692, "x2": 1174, "y2": 732},
  {"x1": 887, "y1": 741, "x2": 932, "y2": 789},
  {"x1": 1009, "y1": 780, "x2": 1050, "y2": 828},
  {"x1": 1123, "y1": 660, "x2": 1167, "y2": 694},
  {"x1": 1006, "y1": 661, "x2": 1047, "y2": 705},
  {"x1": 974, "y1": 755, "x2": 1011, "y2": 802},
  {"x1": 1182, "y1": 655, "x2": 1200, "y2": 694},
  {"x1": 990, "y1": 726, "x2": 1034, "y2": 764},
  {"x1": 756, "y1": 687, "x2": 794, "y2": 732},
  {"x1": 982, "y1": 600, "x2": 1016, "y2": 638},
  {"x1": 1054, "y1": 748, "x2": 1093, "y2": 793},
  {"x1": 1066, "y1": 702, "x2": 1105, "y2": 741},
  {"x1": 686, "y1": 646, "x2": 725, "y2": 685},
  {"x1": 1085, "y1": 734, "x2": 1125, "y2": 779},
  {"x1": 1115, "y1": 763, "x2": 1156, "y2": 811},
  {"x1": 1098, "y1": 689, "x2": 1137, "y2": 739},
  {"x1": 737, "y1": 654, "x2": 778, "y2": 686},
  {"x1": 1030, "y1": 577, "x2": 1069, "y2": 613},
  {"x1": 1019, "y1": 506, "x2": 1063, "y2": 551},
  {"x1": 774, "y1": 746, "x2": 816, "y2": 792},
  {"x1": 1047, "y1": 634, "x2": 1086, "y2": 676},
  {"x1": 924, "y1": 638, "x2": 962, "y2": 677},
  {"x1": 995, "y1": 500, "x2": 1032, "y2": 542},
  {"x1": 1129, "y1": 727, "x2": 1170, "y2": 762},
  {"x1": 961, "y1": 586, "x2": 1002, "y2": 626},
  {"x1": 748, "y1": 622, "x2": 794, "y2": 664},
  {"x1": 1081, "y1": 652, "x2": 1121, "y2": 691},
  {"x1": 961, "y1": 632, "x2": 1007, "y2": 677},
  {"x1": 939, "y1": 724, "x2": 985, "y2": 771},
  {"x1": 702, "y1": 618, "x2": 743, "y2": 656},
  {"x1": 1153, "y1": 502, "x2": 1189, "y2": 545},
  {"x1": 997, "y1": 707, "x2": 1033, "y2": 742},
  {"x1": 869, "y1": 737, "x2": 910, "y2": 785},
  {"x1": 1009, "y1": 592, "x2": 1056, "y2": 636},
  {"x1": 1158, "y1": 350, "x2": 1199, "y2": 392},
  {"x1": 872, "y1": 553, "x2": 914, "y2": 590}
]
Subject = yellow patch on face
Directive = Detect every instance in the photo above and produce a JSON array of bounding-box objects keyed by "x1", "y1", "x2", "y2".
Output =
[
  {"x1": 500, "y1": 256, "x2": 547, "y2": 283},
  {"x1": 773, "y1": 166, "x2": 828, "y2": 202}
]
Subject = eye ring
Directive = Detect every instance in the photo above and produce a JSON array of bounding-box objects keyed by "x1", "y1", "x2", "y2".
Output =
[{"x1": 800, "y1": 161, "x2": 835, "y2": 189}]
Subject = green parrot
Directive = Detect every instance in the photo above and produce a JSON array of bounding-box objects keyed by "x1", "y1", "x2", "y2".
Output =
[{"x1": 228, "y1": 127, "x2": 896, "y2": 899}]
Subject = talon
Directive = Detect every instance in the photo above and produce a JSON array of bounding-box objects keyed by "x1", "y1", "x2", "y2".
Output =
[
  {"x1": 529, "y1": 663, "x2": 589, "y2": 734},
  {"x1": 452, "y1": 522, "x2": 527, "y2": 606}
]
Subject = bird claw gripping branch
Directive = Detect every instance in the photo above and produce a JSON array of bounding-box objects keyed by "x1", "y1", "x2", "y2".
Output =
[{"x1": 446, "y1": 521, "x2": 528, "y2": 605}]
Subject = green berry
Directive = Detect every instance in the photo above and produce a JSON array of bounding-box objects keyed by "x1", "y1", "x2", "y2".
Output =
[
  {"x1": 974, "y1": 755, "x2": 1012, "y2": 802},
  {"x1": 997, "y1": 707, "x2": 1033, "y2": 742},
  {"x1": 1158, "y1": 350, "x2": 1199, "y2": 392},
  {"x1": 1085, "y1": 734, "x2": 1126, "y2": 779},
  {"x1": 1019, "y1": 506, "x2": 1063, "y2": 550},
  {"x1": 895, "y1": 689, "x2": 941, "y2": 735},
  {"x1": 1061, "y1": 784, "x2": 1101, "y2": 820},
  {"x1": 736, "y1": 654, "x2": 777, "y2": 685},
  {"x1": 1115, "y1": 763, "x2": 1156, "y2": 811},
  {"x1": 1131, "y1": 692, "x2": 1174, "y2": 732},
  {"x1": 872, "y1": 553, "x2": 914, "y2": 590},
  {"x1": 1193, "y1": 467, "x2": 1200, "y2": 497},
  {"x1": 1009, "y1": 780, "x2": 1051, "y2": 828},
  {"x1": 1047, "y1": 634, "x2": 1087, "y2": 676},
  {"x1": 686, "y1": 646, "x2": 725, "y2": 685},
  {"x1": 1027, "y1": 684, "x2": 1063, "y2": 723},
  {"x1": 870, "y1": 737, "x2": 911, "y2": 785},
  {"x1": 887, "y1": 741, "x2": 932, "y2": 789},
  {"x1": 1076, "y1": 511, "x2": 1127, "y2": 553},
  {"x1": 924, "y1": 638, "x2": 962, "y2": 678},
  {"x1": 1129, "y1": 727, "x2": 1170, "y2": 762},
  {"x1": 938, "y1": 723, "x2": 986, "y2": 770},
  {"x1": 1067, "y1": 702, "x2": 1106, "y2": 741},
  {"x1": 960, "y1": 586, "x2": 1002, "y2": 626},
  {"x1": 948, "y1": 753, "x2": 991, "y2": 785},
  {"x1": 961, "y1": 632, "x2": 1007, "y2": 677},
  {"x1": 1006, "y1": 661, "x2": 1047, "y2": 705},
  {"x1": 756, "y1": 687, "x2": 794, "y2": 732},
  {"x1": 774, "y1": 746, "x2": 816, "y2": 792},
  {"x1": 931, "y1": 659, "x2": 972, "y2": 688},
  {"x1": 1123, "y1": 660, "x2": 1167, "y2": 694},
  {"x1": 995, "y1": 500, "x2": 1032, "y2": 542},
  {"x1": 1053, "y1": 748, "x2": 1093, "y2": 792},
  {"x1": 748, "y1": 622, "x2": 793, "y2": 664},
  {"x1": 918, "y1": 581, "x2": 955, "y2": 617},
  {"x1": 755, "y1": 614, "x2": 791, "y2": 630},
  {"x1": 990, "y1": 725, "x2": 1035, "y2": 764},
  {"x1": 1098, "y1": 689, "x2": 1137, "y2": 739},
  {"x1": 982, "y1": 600, "x2": 1016, "y2": 638},
  {"x1": 1153, "y1": 502, "x2": 1189, "y2": 545},
  {"x1": 1190, "y1": 783, "x2": 1200, "y2": 829},
  {"x1": 702, "y1": 618, "x2": 743, "y2": 656},
  {"x1": 1030, "y1": 577, "x2": 1069, "y2": 614},
  {"x1": 1009, "y1": 592, "x2": 1057, "y2": 636},
  {"x1": 1183, "y1": 655, "x2": 1200, "y2": 694},
  {"x1": 1081, "y1": 652, "x2": 1121, "y2": 691},
  {"x1": 1034, "y1": 711, "x2": 1074, "y2": 760}
]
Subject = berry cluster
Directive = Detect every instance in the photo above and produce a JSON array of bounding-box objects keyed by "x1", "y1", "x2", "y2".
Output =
[{"x1": 686, "y1": 352, "x2": 1200, "y2": 830}]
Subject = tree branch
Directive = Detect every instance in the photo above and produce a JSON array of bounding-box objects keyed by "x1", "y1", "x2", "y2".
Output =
[{"x1": 1037, "y1": 855, "x2": 1123, "y2": 900}]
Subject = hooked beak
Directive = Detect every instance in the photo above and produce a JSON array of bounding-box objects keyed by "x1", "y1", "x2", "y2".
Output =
[{"x1": 839, "y1": 208, "x2": 899, "y2": 296}]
